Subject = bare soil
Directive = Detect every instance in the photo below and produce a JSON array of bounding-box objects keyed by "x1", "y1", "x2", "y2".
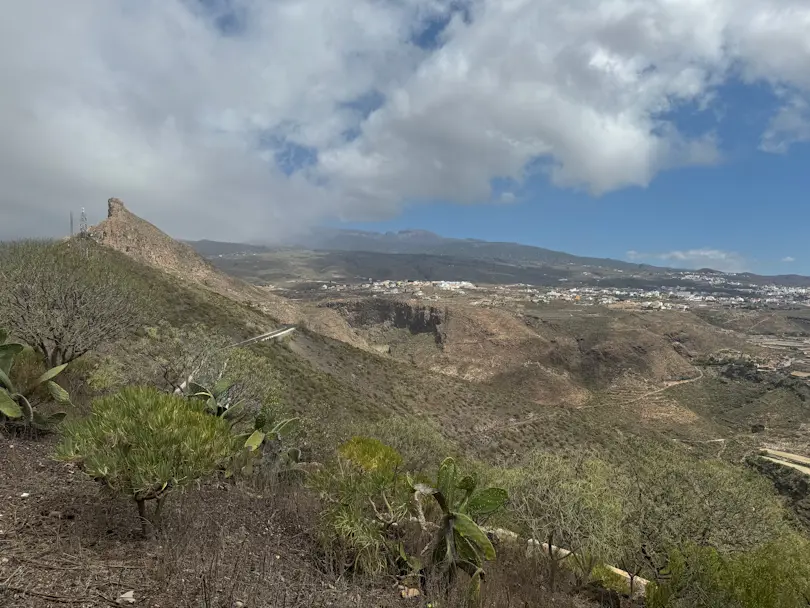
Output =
[
  {"x1": 0, "y1": 434, "x2": 395, "y2": 608},
  {"x1": 0, "y1": 435, "x2": 602, "y2": 608}
]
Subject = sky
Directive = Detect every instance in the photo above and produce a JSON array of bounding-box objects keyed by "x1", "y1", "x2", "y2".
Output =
[{"x1": 1, "y1": 1, "x2": 809, "y2": 275}]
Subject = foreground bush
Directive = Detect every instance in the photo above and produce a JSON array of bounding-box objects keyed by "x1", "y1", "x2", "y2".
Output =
[
  {"x1": 506, "y1": 452, "x2": 622, "y2": 593},
  {"x1": 0, "y1": 240, "x2": 148, "y2": 367},
  {"x1": 313, "y1": 437, "x2": 411, "y2": 576},
  {"x1": 56, "y1": 386, "x2": 236, "y2": 535},
  {"x1": 646, "y1": 535, "x2": 810, "y2": 608}
]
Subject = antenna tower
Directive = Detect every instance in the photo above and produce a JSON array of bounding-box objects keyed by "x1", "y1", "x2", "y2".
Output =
[
  {"x1": 79, "y1": 208, "x2": 88, "y2": 237},
  {"x1": 70, "y1": 211, "x2": 74, "y2": 237}
]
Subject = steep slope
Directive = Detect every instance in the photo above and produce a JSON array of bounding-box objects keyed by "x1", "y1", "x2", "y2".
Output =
[
  {"x1": 321, "y1": 298, "x2": 761, "y2": 411},
  {"x1": 88, "y1": 198, "x2": 367, "y2": 348}
]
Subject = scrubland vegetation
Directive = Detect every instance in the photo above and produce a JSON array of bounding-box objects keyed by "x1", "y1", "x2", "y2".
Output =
[{"x1": 1, "y1": 239, "x2": 809, "y2": 607}]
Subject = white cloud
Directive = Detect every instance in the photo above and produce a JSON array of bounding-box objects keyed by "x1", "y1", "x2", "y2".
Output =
[
  {"x1": 782, "y1": 256, "x2": 796, "y2": 263},
  {"x1": 1, "y1": 0, "x2": 810, "y2": 241},
  {"x1": 761, "y1": 96, "x2": 810, "y2": 153},
  {"x1": 627, "y1": 248, "x2": 748, "y2": 273}
]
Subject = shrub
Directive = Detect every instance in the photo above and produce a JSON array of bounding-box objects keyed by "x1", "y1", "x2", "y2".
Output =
[
  {"x1": 0, "y1": 240, "x2": 148, "y2": 367},
  {"x1": 646, "y1": 535, "x2": 810, "y2": 608},
  {"x1": 86, "y1": 355, "x2": 129, "y2": 393},
  {"x1": 56, "y1": 386, "x2": 236, "y2": 536},
  {"x1": 363, "y1": 416, "x2": 452, "y2": 476},
  {"x1": 135, "y1": 322, "x2": 231, "y2": 392},
  {"x1": 338, "y1": 436, "x2": 404, "y2": 473},
  {"x1": 612, "y1": 438, "x2": 790, "y2": 585},
  {"x1": 312, "y1": 437, "x2": 411, "y2": 576},
  {"x1": 506, "y1": 451, "x2": 621, "y2": 593}
]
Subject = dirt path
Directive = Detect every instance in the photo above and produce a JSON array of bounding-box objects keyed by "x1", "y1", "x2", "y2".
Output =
[
  {"x1": 490, "y1": 367, "x2": 707, "y2": 431},
  {"x1": 624, "y1": 368, "x2": 704, "y2": 404},
  {"x1": 747, "y1": 313, "x2": 778, "y2": 333}
]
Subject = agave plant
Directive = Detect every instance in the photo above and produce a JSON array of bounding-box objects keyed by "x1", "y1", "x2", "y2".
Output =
[
  {"x1": 228, "y1": 414, "x2": 300, "y2": 479},
  {"x1": 409, "y1": 457, "x2": 508, "y2": 604},
  {"x1": 0, "y1": 328, "x2": 71, "y2": 430},
  {"x1": 185, "y1": 378, "x2": 245, "y2": 422}
]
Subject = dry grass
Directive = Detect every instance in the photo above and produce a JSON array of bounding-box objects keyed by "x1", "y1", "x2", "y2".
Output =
[
  {"x1": 0, "y1": 433, "x2": 615, "y2": 608},
  {"x1": 0, "y1": 434, "x2": 396, "y2": 607}
]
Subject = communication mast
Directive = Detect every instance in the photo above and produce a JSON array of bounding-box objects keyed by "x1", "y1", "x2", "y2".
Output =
[
  {"x1": 79, "y1": 208, "x2": 88, "y2": 237},
  {"x1": 70, "y1": 211, "x2": 74, "y2": 237}
]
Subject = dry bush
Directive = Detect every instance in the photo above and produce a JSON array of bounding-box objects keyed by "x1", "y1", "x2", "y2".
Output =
[{"x1": 0, "y1": 239, "x2": 149, "y2": 367}]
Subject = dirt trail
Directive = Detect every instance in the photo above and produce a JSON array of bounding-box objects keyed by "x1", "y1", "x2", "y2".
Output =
[{"x1": 624, "y1": 368, "x2": 704, "y2": 404}]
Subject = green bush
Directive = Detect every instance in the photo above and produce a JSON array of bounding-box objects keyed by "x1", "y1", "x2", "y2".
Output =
[
  {"x1": 363, "y1": 416, "x2": 452, "y2": 476},
  {"x1": 86, "y1": 354, "x2": 129, "y2": 393},
  {"x1": 646, "y1": 535, "x2": 810, "y2": 608},
  {"x1": 311, "y1": 437, "x2": 411, "y2": 576},
  {"x1": 338, "y1": 436, "x2": 404, "y2": 473},
  {"x1": 56, "y1": 386, "x2": 236, "y2": 535}
]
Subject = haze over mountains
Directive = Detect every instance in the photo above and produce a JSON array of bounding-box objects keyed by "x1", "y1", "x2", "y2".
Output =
[{"x1": 187, "y1": 229, "x2": 810, "y2": 287}]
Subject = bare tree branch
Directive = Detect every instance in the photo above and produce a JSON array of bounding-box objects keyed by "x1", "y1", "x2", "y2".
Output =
[{"x1": 0, "y1": 239, "x2": 148, "y2": 366}]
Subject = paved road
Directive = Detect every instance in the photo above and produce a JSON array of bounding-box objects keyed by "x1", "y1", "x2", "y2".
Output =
[
  {"x1": 220, "y1": 325, "x2": 297, "y2": 349},
  {"x1": 760, "y1": 449, "x2": 810, "y2": 476}
]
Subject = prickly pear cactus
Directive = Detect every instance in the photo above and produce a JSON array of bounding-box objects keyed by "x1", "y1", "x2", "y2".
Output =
[{"x1": 409, "y1": 457, "x2": 508, "y2": 604}]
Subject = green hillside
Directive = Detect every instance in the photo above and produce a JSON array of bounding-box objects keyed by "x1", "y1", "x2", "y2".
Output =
[{"x1": 1, "y1": 238, "x2": 809, "y2": 607}]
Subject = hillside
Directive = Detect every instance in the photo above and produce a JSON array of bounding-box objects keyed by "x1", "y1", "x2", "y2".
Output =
[
  {"x1": 88, "y1": 198, "x2": 368, "y2": 349},
  {"x1": 73, "y1": 199, "x2": 808, "y2": 458},
  {"x1": 3, "y1": 218, "x2": 810, "y2": 607}
]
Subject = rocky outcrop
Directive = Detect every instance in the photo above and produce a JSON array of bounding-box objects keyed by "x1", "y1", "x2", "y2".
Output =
[
  {"x1": 86, "y1": 198, "x2": 367, "y2": 347},
  {"x1": 323, "y1": 299, "x2": 446, "y2": 345}
]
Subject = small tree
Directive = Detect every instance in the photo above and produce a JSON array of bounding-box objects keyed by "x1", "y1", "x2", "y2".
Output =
[
  {"x1": 136, "y1": 322, "x2": 229, "y2": 393},
  {"x1": 0, "y1": 240, "x2": 147, "y2": 367},
  {"x1": 508, "y1": 452, "x2": 622, "y2": 593},
  {"x1": 56, "y1": 386, "x2": 236, "y2": 536}
]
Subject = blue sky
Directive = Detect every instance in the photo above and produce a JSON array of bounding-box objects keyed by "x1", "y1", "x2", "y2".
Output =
[
  {"x1": 338, "y1": 83, "x2": 810, "y2": 275},
  {"x1": 3, "y1": 0, "x2": 810, "y2": 277}
]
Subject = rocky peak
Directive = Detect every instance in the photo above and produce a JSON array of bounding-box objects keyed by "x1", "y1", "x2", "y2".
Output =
[{"x1": 107, "y1": 197, "x2": 127, "y2": 218}]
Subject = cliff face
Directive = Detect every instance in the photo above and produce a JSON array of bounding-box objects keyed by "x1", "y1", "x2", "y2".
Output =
[{"x1": 324, "y1": 299, "x2": 446, "y2": 344}]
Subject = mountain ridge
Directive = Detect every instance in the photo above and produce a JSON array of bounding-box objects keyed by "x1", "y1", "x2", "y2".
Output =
[
  {"x1": 85, "y1": 198, "x2": 370, "y2": 348},
  {"x1": 186, "y1": 230, "x2": 810, "y2": 286},
  {"x1": 272, "y1": 227, "x2": 648, "y2": 272}
]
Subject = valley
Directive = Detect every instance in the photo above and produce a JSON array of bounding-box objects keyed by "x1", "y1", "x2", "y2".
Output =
[{"x1": 1, "y1": 199, "x2": 809, "y2": 607}]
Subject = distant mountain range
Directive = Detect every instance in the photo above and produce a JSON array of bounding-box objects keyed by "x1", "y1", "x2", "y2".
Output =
[
  {"x1": 186, "y1": 229, "x2": 810, "y2": 287},
  {"x1": 273, "y1": 228, "x2": 649, "y2": 272}
]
